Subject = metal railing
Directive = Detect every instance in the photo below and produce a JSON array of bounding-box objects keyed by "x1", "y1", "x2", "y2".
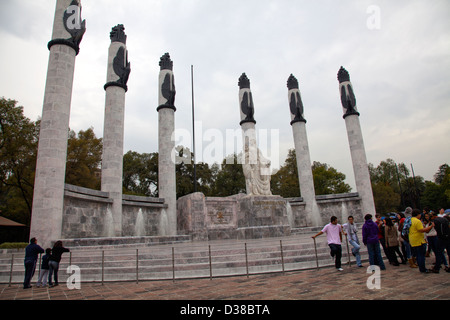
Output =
[{"x1": 1, "y1": 236, "x2": 368, "y2": 286}]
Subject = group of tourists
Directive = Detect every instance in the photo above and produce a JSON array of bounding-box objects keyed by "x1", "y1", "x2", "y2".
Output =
[
  {"x1": 312, "y1": 207, "x2": 450, "y2": 274},
  {"x1": 23, "y1": 238, "x2": 70, "y2": 289},
  {"x1": 21, "y1": 207, "x2": 448, "y2": 289}
]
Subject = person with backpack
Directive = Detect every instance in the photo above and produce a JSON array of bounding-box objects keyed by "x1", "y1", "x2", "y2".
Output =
[
  {"x1": 362, "y1": 214, "x2": 386, "y2": 270},
  {"x1": 409, "y1": 209, "x2": 434, "y2": 273},
  {"x1": 429, "y1": 211, "x2": 450, "y2": 273},
  {"x1": 401, "y1": 207, "x2": 416, "y2": 268}
]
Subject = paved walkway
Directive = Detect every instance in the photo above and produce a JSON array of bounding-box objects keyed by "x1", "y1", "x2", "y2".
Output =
[{"x1": 1, "y1": 259, "x2": 448, "y2": 301}]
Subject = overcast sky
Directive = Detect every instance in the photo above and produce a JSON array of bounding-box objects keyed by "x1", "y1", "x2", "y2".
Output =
[{"x1": 1, "y1": 0, "x2": 449, "y2": 190}]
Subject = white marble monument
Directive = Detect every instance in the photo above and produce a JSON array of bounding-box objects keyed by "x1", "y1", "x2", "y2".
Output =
[
  {"x1": 157, "y1": 53, "x2": 177, "y2": 236},
  {"x1": 238, "y1": 73, "x2": 272, "y2": 196},
  {"x1": 287, "y1": 74, "x2": 322, "y2": 227},
  {"x1": 338, "y1": 66, "x2": 376, "y2": 216},
  {"x1": 30, "y1": 0, "x2": 86, "y2": 247},
  {"x1": 101, "y1": 25, "x2": 131, "y2": 236}
]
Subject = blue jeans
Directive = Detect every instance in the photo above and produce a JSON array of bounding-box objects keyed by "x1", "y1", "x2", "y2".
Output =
[
  {"x1": 48, "y1": 260, "x2": 60, "y2": 285},
  {"x1": 411, "y1": 243, "x2": 427, "y2": 272},
  {"x1": 349, "y1": 239, "x2": 362, "y2": 266},
  {"x1": 23, "y1": 259, "x2": 37, "y2": 288},
  {"x1": 402, "y1": 240, "x2": 412, "y2": 259},
  {"x1": 366, "y1": 242, "x2": 386, "y2": 270},
  {"x1": 427, "y1": 236, "x2": 438, "y2": 255}
]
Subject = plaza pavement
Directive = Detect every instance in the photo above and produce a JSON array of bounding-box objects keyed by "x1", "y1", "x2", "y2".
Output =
[{"x1": 1, "y1": 257, "x2": 448, "y2": 301}]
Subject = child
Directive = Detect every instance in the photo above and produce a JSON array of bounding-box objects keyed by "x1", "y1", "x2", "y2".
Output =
[{"x1": 36, "y1": 248, "x2": 51, "y2": 288}]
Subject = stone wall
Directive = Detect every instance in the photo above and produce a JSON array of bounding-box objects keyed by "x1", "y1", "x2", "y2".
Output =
[
  {"x1": 62, "y1": 184, "x2": 166, "y2": 239},
  {"x1": 62, "y1": 184, "x2": 112, "y2": 239},
  {"x1": 122, "y1": 195, "x2": 167, "y2": 237},
  {"x1": 289, "y1": 193, "x2": 363, "y2": 227},
  {"x1": 178, "y1": 192, "x2": 363, "y2": 240},
  {"x1": 62, "y1": 185, "x2": 362, "y2": 241}
]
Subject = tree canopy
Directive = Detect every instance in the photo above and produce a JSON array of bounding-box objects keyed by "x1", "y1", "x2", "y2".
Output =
[{"x1": 0, "y1": 98, "x2": 39, "y2": 225}]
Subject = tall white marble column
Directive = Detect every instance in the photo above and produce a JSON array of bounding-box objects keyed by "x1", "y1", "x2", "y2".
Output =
[
  {"x1": 287, "y1": 74, "x2": 321, "y2": 227},
  {"x1": 30, "y1": 0, "x2": 86, "y2": 247},
  {"x1": 338, "y1": 66, "x2": 376, "y2": 216},
  {"x1": 101, "y1": 25, "x2": 131, "y2": 236},
  {"x1": 157, "y1": 53, "x2": 177, "y2": 236},
  {"x1": 238, "y1": 73, "x2": 272, "y2": 196}
]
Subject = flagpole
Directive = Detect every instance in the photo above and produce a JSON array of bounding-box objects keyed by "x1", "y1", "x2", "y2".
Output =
[{"x1": 191, "y1": 65, "x2": 197, "y2": 193}]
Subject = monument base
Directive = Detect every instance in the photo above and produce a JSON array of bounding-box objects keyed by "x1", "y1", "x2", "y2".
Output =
[
  {"x1": 237, "y1": 195, "x2": 291, "y2": 239},
  {"x1": 177, "y1": 193, "x2": 292, "y2": 241}
]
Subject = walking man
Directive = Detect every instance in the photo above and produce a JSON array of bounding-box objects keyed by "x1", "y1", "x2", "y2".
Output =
[
  {"x1": 312, "y1": 216, "x2": 344, "y2": 271},
  {"x1": 343, "y1": 216, "x2": 363, "y2": 267}
]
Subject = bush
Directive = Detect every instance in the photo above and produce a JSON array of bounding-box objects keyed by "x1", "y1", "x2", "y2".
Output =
[{"x1": 0, "y1": 242, "x2": 28, "y2": 249}]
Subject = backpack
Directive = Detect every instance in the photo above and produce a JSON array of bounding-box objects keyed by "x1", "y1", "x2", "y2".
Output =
[
  {"x1": 435, "y1": 217, "x2": 450, "y2": 240},
  {"x1": 401, "y1": 216, "x2": 412, "y2": 240}
]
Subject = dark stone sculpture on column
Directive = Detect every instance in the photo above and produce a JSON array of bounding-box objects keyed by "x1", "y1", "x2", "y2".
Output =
[
  {"x1": 238, "y1": 73, "x2": 256, "y2": 125},
  {"x1": 338, "y1": 66, "x2": 360, "y2": 119},
  {"x1": 47, "y1": 0, "x2": 86, "y2": 55},
  {"x1": 104, "y1": 25, "x2": 131, "y2": 92},
  {"x1": 287, "y1": 74, "x2": 306, "y2": 125},
  {"x1": 158, "y1": 53, "x2": 176, "y2": 111}
]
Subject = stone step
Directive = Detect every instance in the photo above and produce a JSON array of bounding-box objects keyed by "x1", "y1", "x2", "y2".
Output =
[
  {"x1": 58, "y1": 235, "x2": 192, "y2": 250},
  {"x1": 0, "y1": 231, "x2": 374, "y2": 283}
]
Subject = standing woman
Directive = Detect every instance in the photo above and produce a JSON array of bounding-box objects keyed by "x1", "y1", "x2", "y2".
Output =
[
  {"x1": 48, "y1": 240, "x2": 70, "y2": 287},
  {"x1": 384, "y1": 217, "x2": 406, "y2": 265},
  {"x1": 424, "y1": 212, "x2": 438, "y2": 258}
]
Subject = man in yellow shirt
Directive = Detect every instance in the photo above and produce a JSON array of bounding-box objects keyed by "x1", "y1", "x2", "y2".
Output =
[{"x1": 409, "y1": 209, "x2": 434, "y2": 273}]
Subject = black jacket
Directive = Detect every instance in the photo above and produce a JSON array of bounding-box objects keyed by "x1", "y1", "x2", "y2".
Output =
[
  {"x1": 24, "y1": 243, "x2": 44, "y2": 262},
  {"x1": 49, "y1": 246, "x2": 70, "y2": 263}
]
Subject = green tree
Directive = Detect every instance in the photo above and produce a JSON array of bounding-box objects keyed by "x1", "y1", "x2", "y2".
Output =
[
  {"x1": 421, "y1": 164, "x2": 450, "y2": 210},
  {"x1": 371, "y1": 181, "x2": 400, "y2": 214},
  {"x1": 368, "y1": 159, "x2": 403, "y2": 193},
  {"x1": 271, "y1": 149, "x2": 300, "y2": 197},
  {"x1": 312, "y1": 161, "x2": 351, "y2": 195},
  {"x1": 434, "y1": 164, "x2": 449, "y2": 185},
  {"x1": 123, "y1": 151, "x2": 158, "y2": 197},
  {"x1": 0, "y1": 98, "x2": 39, "y2": 224},
  {"x1": 175, "y1": 146, "x2": 216, "y2": 198},
  {"x1": 271, "y1": 149, "x2": 352, "y2": 197},
  {"x1": 65, "y1": 127, "x2": 102, "y2": 190},
  {"x1": 212, "y1": 154, "x2": 246, "y2": 196}
]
